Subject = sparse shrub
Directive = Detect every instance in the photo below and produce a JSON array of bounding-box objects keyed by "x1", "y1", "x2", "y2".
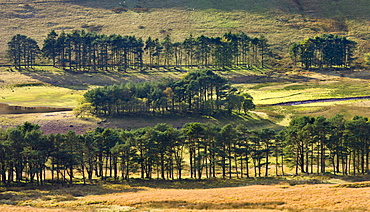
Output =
[
  {"x1": 54, "y1": 194, "x2": 77, "y2": 202},
  {"x1": 90, "y1": 25, "x2": 103, "y2": 32},
  {"x1": 18, "y1": 3, "x2": 33, "y2": 9},
  {"x1": 364, "y1": 53, "x2": 370, "y2": 66},
  {"x1": 13, "y1": 82, "x2": 47, "y2": 87},
  {"x1": 67, "y1": 189, "x2": 85, "y2": 197},
  {"x1": 81, "y1": 23, "x2": 90, "y2": 28},
  {"x1": 73, "y1": 102, "x2": 93, "y2": 118},
  {"x1": 131, "y1": 7, "x2": 149, "y2": 13},
  {"x1": 41, "y1": 196, "x2": 52, "y2": 201},
  {"x1": 0, "y1": 192, "x2": 16, "y2": 200},
  {"x1": 111, "y1": 7, "x2": 128, "y2": 13},
  {"x1": 81, "y1": 24, "x2": 103, "y2": 32},
  {"x1": 159, "y1": 29, "x2": 170, "y2": 35},
  {"x1": 333, "y1": 182, "x2": 370, "y2": 188}
]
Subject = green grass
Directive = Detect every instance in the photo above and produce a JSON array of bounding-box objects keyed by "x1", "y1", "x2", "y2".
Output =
[
  {"x1": 281, "y1": 81, "x2": 370, "y2": 97},
  {"x1": 0, "y1": 86, "x2": 84, "y2": 107},
  {"x1": 244, "y1": 78, "x2": 370, "y2": 105},
  {"x1": 3, "y1": 67, "x2": 370, "y2": 129},
  {"x1": 260, "y1": 101, "x2": 370, "y2": 121}
]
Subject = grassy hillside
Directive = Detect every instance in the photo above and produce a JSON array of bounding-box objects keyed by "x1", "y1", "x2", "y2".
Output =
[
  {"x1": 2, "y1": 66, "x2": 370, "y2": 133},
  {"x1": 1, "y1": 0, "x2": 370, "y2": 131},
  {"x1": 0, "y1": 0, "x2": 369, "y2": 64}
]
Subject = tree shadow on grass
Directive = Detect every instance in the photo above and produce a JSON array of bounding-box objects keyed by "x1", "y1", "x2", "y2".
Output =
[
  {"x1": 0, "y1": 183, "x2": 146, "y2": 205},
  {"x1": 97, "y1": 112, "x2": 282, "y2": 130},
  {"x1": 122, "y1": 177, "x2": 326, "y2": 190},
  {"x1": 21, "y1": 70, "x2": 118, "y2": 90},
  {"x1": 20, "y1": 68, "x2": 183, "y2": 90},
  {"x1": 305, "y1": 68, "x2": 370, "y2": 81},
  {"x1": 132, "y1": 200, "x2": 285, "y2": 210},
  {"x1": 0, "y1": 175, "x2": 331, "y2": 208}
]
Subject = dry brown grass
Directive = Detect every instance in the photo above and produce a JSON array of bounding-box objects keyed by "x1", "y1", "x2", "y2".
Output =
[
  {"x1": 1, "y1": 178, "x2": 370, "y2": 211},
  {"x1": 0, "y1": 69, "x2": 42, "y2": 87},
  {"x1": 109, "y1": 184, "x2": 370, "y2": 211}
]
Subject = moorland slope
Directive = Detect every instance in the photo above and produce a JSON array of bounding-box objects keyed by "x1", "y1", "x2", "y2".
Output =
[
  {"x1": 1, "y1": 0, "x2": 370, "y2": 132},
  {"x1": 0, "y1": 0, "x2": 369, "y2": 64}
]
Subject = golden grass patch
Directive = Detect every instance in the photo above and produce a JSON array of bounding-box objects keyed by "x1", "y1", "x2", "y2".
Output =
[
  {"x1": 80, "y1": 183, "x2": 370, "y2": 211},
  {"x1": 0, "y1": 177, "x2": 370, "y2": 211}
]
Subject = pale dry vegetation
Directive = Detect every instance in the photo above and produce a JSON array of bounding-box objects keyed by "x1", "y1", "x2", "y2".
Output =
[{"x1": 1, "y1": 177, "x2": 370, "y2": 211}]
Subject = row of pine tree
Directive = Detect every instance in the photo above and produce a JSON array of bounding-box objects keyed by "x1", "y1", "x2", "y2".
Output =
[
  {"x1": 81, "y1": 70, "x2": 255, "y2": 116},
  {"x1": 0, "y1": 115, "x2": 369, "y2": 186},
  {"x1": 289, "y1": 34, "x2": 357, "y2": 69},
  {"x1": 7, "y1": 30, "x2": 357, "y2": 70},
  {"x1": 7, "y1": 31, "x2": 269, "y2": 70}
]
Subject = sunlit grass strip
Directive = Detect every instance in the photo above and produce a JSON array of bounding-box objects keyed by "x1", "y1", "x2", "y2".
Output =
[
  {"x1": 290, "y1": 99, "x2": 370, "y2": 107},
  {"x1": 250, "y1": 88, "x2": 336, "y2": 105},
  {"x1": 0, "y1": 86, "x2": 84, "y2": 107}
]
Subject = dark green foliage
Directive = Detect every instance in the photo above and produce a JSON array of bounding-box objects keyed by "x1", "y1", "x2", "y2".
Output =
[
  {"x1": 281, "y1": 115, "x2": 370, "y2": 175},
  {"x1": 42, "y1": 30, "x2": 58, "y2": 66},
  {"x1": 290, "y1": 34, "x2": 356, "y2": 69},
  {"x1": 7, "y1": 30, "x2": 270, "y2": 70},
  {"x1": 83, "y1": 70, "x2": 255, "y2": 116},
  {"x1": 2, "y1": 115, "x2": 370, "y2": 186},
  {"x1": 7, "y1": 34, "x2": 40, "y2": 69}
]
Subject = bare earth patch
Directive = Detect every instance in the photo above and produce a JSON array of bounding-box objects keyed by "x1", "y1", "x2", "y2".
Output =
[{"x1": 0, "y1": 111, "x2": 97, "y2": 134}]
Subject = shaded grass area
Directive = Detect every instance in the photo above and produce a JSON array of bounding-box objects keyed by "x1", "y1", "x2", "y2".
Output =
[
  {"x1": 334, "y1": 182, "x2": 370, "y2": 188},
  {"x1": 0, "y1": 183, "x2": 141, "y2": 211},
  {"x1": 132, "y1": 200, "x2": 285, "y2": 210},
  {"x1": 0, "y1": 67, "x2": 189, "y2": 107},
  {"x1": 0, "y1": 176, "x2": 326, "y2": 202},
  {"x1": 247, "y1": 70, "x2": 370, "y2": 106},
  {"x1": 120, "y1": 176, "x2": 327, "y2": 189},
  {"x1": 99, "y1": 111, "x2": 281, "y2": 131},
  {"x1": 264, "y1": 101, "x2": 370, "y2": 120}
]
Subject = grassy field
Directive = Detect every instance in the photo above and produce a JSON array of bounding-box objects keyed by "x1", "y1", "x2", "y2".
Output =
[
  {"x1": 2, "y1": 67, "x2": 370, "y2": 133},
  {"x1": 0, "y1": 176, "x2": 370, "y2": 211},
  {"x1": 241, "y1": 70, "x2": 370, "y2": 104}
]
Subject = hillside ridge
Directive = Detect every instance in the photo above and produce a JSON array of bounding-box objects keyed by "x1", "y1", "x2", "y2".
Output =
[{"x1": 0, "y1": 0, "x2": 369, "y2": 64}]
